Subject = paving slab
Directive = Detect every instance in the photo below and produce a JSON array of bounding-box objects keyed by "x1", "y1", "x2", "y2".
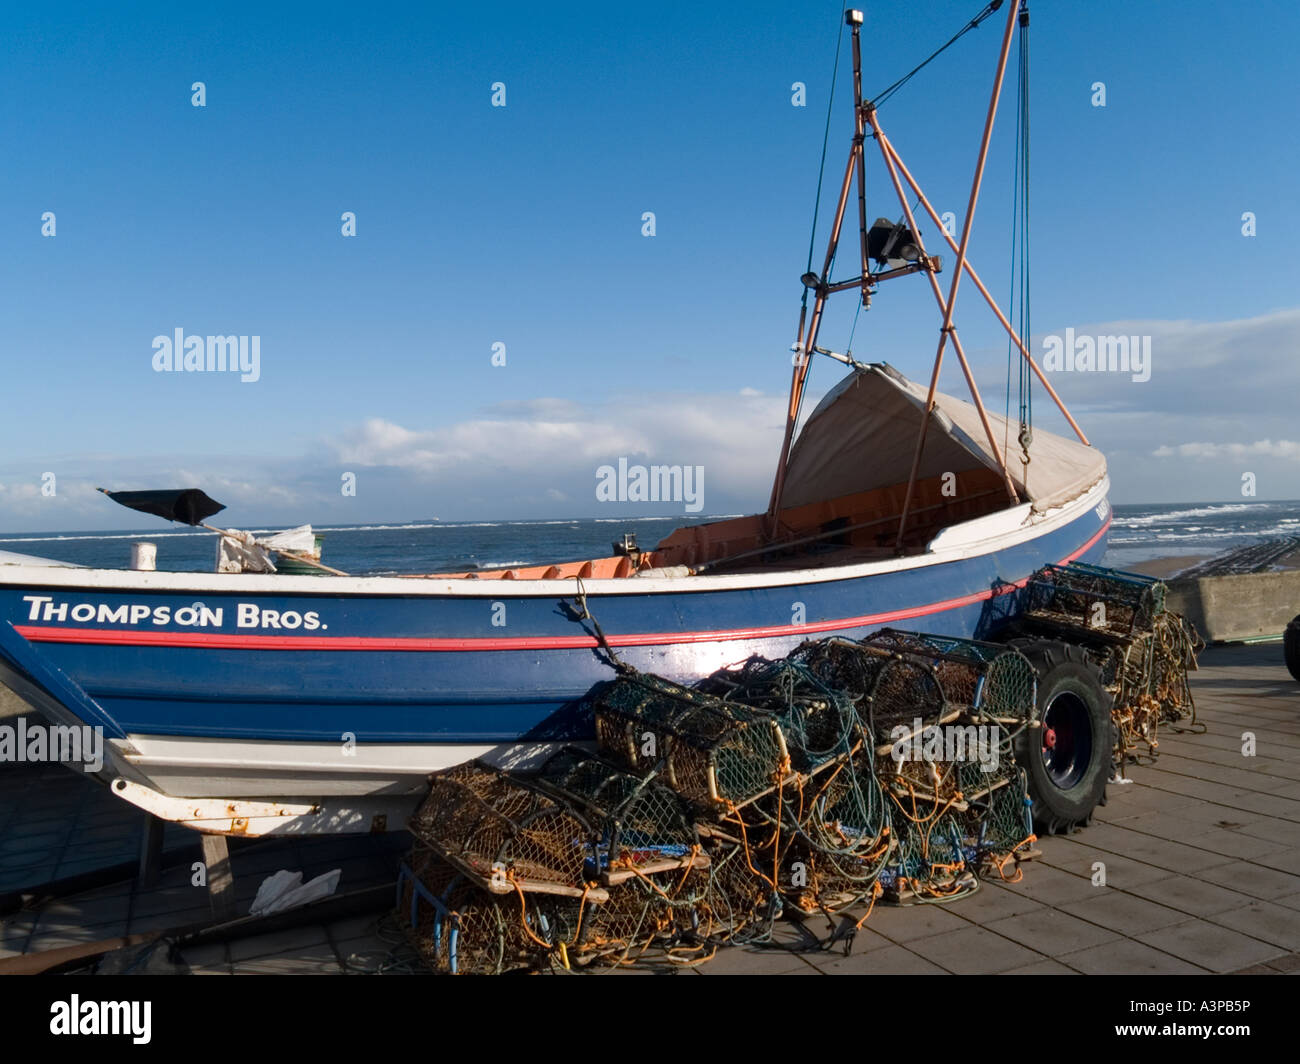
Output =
[
  {"x1": 1059, "y1": 891, "x2": 1191, "y2": 935},
  {"x1": 1136, "y1": 919, "x2": 1286, "y2": 973},
  {"x1": 905, "y1": 925, "x2": 1046, "y2": 974},
  {"x1": 1206, "y1": 899, "x2": 1300, "y2": 951},
  {"x1": 804, "y1": 943, "x2": 948, "y2": 975},
  {"x1": 1059, "y1": 937, "x2": 1208, "y2": 975},
  {"x1": 984, "y1": 907, "x2": 1122, "y2": 954},
  {"x1": 1133, "y1": 873, "x2": 1262, "y2": 917}
]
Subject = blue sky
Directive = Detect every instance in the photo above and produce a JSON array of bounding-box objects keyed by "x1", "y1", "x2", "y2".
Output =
[{"x1": 2, "y1": 0, "x2": 1299, "y2": 531}]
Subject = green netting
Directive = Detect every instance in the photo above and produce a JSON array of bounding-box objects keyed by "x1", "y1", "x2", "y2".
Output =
[
  {"x1": 532, "y1": 746, "x2": 701, "y2": 883},
  {"x1": 790, "y1": 636, "x2": 946, "y2": 733},
  {"x1": 592, "y1": 669, "x2": 793, "y2": 809},
  {"x1": 1027, "y1": 562, "x2": 1165, "y2": 633},
  {"x1": 861, "y1": 628, "x2": 1039, "y2": 723}
]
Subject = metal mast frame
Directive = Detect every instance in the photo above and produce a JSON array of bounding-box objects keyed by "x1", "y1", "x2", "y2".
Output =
[{"x1": 765, "y1": 2, "x2": 1088, "y2": 552}]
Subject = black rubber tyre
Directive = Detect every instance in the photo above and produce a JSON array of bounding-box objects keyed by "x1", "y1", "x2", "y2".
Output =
[
  {"x1": 1285, "y1": 614, "x2": 1300, "y2": 683},
  {"x1": 1008, "y1": 639, "x2": 1115, "y2": 835}
]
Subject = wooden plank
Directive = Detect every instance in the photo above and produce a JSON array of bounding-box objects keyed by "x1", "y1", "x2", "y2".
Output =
[
  {"x1": 603, "y1": 852, "x2": 710, "y2": 886},
  {"x1": 425, "y1": 847, "x2": 610, "y2": 902},
  {"x1": 200, "y1": 833, "x2": 237, "y2": 921}
]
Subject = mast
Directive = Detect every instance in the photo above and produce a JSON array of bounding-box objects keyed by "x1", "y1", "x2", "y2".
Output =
[
  {"x1": 767, "y1": 9, "x2": 871, "y2": 527},
  {"x1": 765, "y1": 1, "x2": 1088, "y2": 550}
]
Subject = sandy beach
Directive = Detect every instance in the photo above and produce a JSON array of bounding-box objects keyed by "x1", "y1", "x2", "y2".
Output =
[{"x1": 1121, "y1": 555, "x2": 1210, "y2": 580}]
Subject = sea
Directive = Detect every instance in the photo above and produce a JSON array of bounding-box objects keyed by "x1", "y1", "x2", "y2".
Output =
[{"x1": 1, "y1": 501, "x2": 1298, "y2": 576}]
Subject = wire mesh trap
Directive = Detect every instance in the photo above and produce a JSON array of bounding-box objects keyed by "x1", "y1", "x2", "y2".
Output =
[
  {"x1": 396, "y1": 615, "x2": 1117, "y2": 970},
  {"x1": 859, "y1": 629, "x2": 1039, "y2": 724},
  {"x1": 530, "y1": 746, "x2": 708, "y2": 884},
  {"x1": 592, "y1": 668, "x2": 795, "y2": 810},
  {"x1": 397, "y1": 846, "x2": 586, "y2": 975},
  {"x1": 1017, "y1": 562, "x2": 1204, "y2": 762},
  {"x1": 408, "y1": 761, "x2": 604, "y2": 898}
]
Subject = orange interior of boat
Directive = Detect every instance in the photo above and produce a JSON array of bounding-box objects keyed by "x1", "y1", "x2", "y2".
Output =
[{"x1": 409, "y1": 468, "x2": 1008, "y2": 581}]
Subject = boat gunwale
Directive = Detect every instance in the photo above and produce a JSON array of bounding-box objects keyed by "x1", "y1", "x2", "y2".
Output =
[{"x1": 0, "y1": 476, "x2": 1109, "y2": 599}]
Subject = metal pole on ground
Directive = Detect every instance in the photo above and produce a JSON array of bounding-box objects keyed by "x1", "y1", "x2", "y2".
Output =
[{"x1": 137, "y1": 814, "x2": 164, "y2": 887}]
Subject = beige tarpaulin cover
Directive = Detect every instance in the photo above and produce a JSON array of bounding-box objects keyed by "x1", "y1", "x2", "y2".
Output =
[{"x1": 780, "y1": 363, "x2": 1107, "y2": 513}]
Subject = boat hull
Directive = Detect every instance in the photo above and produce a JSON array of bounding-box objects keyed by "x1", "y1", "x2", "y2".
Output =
[{"x1": 0, "y1": 481, "x2": 1110, "y2": 798}]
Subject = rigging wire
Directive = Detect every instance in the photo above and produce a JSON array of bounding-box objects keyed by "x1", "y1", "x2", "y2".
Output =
[
  {"x1": 792, "y1": 2, "x2": 850, "y2": 451},
  {"x1": 871, "y1": 1, "x2": 1006, "y2": 109},
  {"x1": 845, "y1": 297, "x2": 864, "y2": 358},
  {"x1": 1003, "y1": 12, "x2": 1021, "y2": 454},
  {"x1": 1018, "y1": 5, "x2": 1032, "y2": 449},
  {"x1": 803, "y1": 2, "x2": 851, "y2": 291},
  {"x1": 1004, "y1": 6, "x2": 1031, "y2": 465}
]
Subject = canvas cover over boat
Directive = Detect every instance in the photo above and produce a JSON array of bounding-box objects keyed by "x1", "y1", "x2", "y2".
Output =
[{"x1": 780, "y1": 363, "x2": 1107, "y2": 514}]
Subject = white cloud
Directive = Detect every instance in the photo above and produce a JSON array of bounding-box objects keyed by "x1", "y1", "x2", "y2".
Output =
[
  {"x1": 328, "y1": 390, "x2": 789, "y2": 506},
  {"x1": 1153, "y1": 440, "x2": 1300, "y2": 461},
  {"x1": 953, "y1": 307, "x2": 1300, "y2": 501}
]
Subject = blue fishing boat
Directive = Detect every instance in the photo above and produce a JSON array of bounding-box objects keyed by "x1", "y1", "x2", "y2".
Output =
[{"x1": 0, "y1": 6, "x2": 1108, "y2": 831}]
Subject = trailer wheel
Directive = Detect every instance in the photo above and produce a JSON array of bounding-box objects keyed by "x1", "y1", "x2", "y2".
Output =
[
  {"x1": 1285, "y1": 615, "x2": 1300, "y2": 683},
  {"x1": 1009, "y1": 640, "x2": 1114, "y2": 835}
]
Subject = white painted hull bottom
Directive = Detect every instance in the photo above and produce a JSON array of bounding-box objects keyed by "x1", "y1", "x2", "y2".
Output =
[
  {"x1": 105, "y1": 737, "x2": 578, "y2": 836},
  {"x1": 110, "y1": 734, "x2": 571, "y2": 798}
]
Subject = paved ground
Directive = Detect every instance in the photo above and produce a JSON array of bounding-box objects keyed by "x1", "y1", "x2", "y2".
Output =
[
  {"x1": 2, "y1": 641, "x2": 1298, "y2": 975},
  {"x1": 0, "y1": 684, "x2": 31, "y2": 721}
]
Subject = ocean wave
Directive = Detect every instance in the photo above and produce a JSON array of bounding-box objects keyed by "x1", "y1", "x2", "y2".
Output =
[
  {"x1": 0, "y1": 530, "x2": 209, "y2": 544},
  {"x1": 1109, "y1": 528, "x2": 1288, "y2": 544},
  {"x1": 312, "y1": 523, "x2": 443, "y2": 532},
  {"x1": 1112, "y1": 502, "x2": 1265, "y2": 528}
]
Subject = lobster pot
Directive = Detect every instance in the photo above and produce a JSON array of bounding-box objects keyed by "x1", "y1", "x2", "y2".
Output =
[
  {"x1": 1023, "y1": 562, "x2": 1165, "y2": 638},
  {"x1": 533, "y1": 746, "x2": 707, "y2": 884},
  {"x1": 397, "y1": 847, "x2": 587, "y2": 975},
  {"x1": 877, "y1": 802, "x2": 969, "y2": 900},
  {"x1": 778, "y1": 742, "x2": 890, "y2": 883},
  {"x1": 592, "y1": 671, "x2": 791, "y2": 811},
  {"x1": 575, "y1": 867, "x2": 719, "y2": 967},
  {"x1": 409, "y1": 762, "x2": 599, "y2": 897},
  {"x1": 953, "y1": 757, "x2": 1034, "y2": 867},
  {"x1": 702, "y1": 839, "x2": 778, "y2": 938},
  {"x1": 1091, "y1": 610, "x2": 1202, "y2": 731},
  {"x1": 874, "y1": 746, "x2": 975, "y2": 899},
  {"x1": 881, "y1": 749, "x2": 965, "y2": 811},
  {"x1": 790, "y1": 636, "x2": 947, "y2": 733},
  {"x1": 693, "y1": 656, "x2": 863, "y2": 768},
  {"x1": 1016, "y1": 562, "x2": 1203, "y2": 761},
  {"x1": 778, "y1": 805, "x2": 893, "y2": 915},
  {"x1": 859, "y1": 629, "x2": 1038, "y2": 723},
  {"x1": 1150, "y1": 610, "x2": 1203, "y2": 723},
  {"x1": 690, "y1": 657, "x2": 891, "y2": 895}
]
